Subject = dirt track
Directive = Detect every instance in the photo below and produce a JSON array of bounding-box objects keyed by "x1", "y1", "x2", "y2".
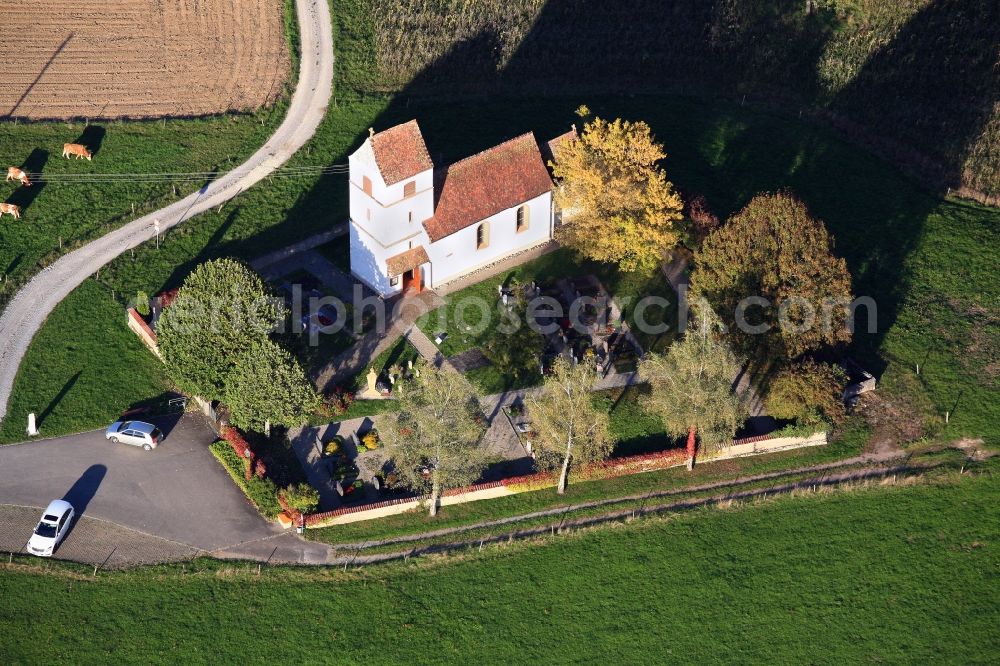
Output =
[{"x1": 0, "y1": 0, "x2": 289, "y2": 119}]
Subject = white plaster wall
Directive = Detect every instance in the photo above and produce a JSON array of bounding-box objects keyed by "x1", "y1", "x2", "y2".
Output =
[
  {"x1": 348, "y1": 143, "x2": 434, "y2": 248},
  {"x1": 350, "y1": 222, "x2": 432, "y2": 297},
  {"x1": 348, "y1": 135, "x2": 553, "y2": 296},
  {"x1": 425, "y1": 191, "x2": 552, "y2": 286}
]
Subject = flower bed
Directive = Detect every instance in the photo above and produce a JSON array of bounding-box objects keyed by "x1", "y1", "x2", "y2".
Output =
[
  {"x1": 209, "y1": 441, "x2": 282, "y2": 518},
  {"x1": 219, "y1": 426, "x2": 267, "y2": 481}
]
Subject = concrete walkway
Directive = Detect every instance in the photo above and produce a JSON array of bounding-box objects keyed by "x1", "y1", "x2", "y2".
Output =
[
  {"x1": 250, "y1": 225, "x2": 346, "y2": 272},
  {"x1": 258, "y1": 247, "x2": 357, "y2": 303},
  {"x1": 0, "y1": 0, "x2": 335, "y2": 425},
  {"x1": 313, "y1": 290, "x2": 445, "y2": 391},
  {"x1": 404, "y1": 325, "x2": 459, "y2": 372}
]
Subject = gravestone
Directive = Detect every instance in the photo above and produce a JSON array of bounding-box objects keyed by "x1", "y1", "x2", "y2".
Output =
[{"x1": 358, "y1": 367, "x2": 383, "y2": 399}]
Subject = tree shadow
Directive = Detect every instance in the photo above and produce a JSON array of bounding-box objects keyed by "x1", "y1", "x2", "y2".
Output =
[
  {"x1": 158, "y1": 206, "x2": 241, "y2": 292},
  {"x1": 61, "y1": 463, "x2": 106, "y2": 520},
  {"x1": 4, "y1": 254, "x2": 23, "y2": 275},
  {"x1": 7, "y1": 148, "x2": 49, "y2": 213},
  {"x1": 73, "y1": 125, "x2": 107, "y2": 157},
  {"x1": 37, "y1": 371, "x2": 81, "y2": 427},
  {"x1": 6, "y1": 32, "x2": 73, "y2": 117},
  {"x1": 830, "y1": 0, "x2": 999, "y2": 193}
]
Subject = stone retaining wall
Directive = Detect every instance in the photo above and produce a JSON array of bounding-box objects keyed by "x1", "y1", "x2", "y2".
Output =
[
  {"x1": 305, "y1": 431, "x2": 828, "y2": 527},
  {"x1": 126, "y1": 308, "x2": 161, "y2": 360}
]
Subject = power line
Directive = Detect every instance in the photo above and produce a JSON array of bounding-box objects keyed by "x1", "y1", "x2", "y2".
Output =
[{"x1": 18, "y1": 163, "x2": 348, "y2": 184}]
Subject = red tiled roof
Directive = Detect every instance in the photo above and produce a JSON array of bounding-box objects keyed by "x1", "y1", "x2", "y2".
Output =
[
  {"x1": 542, "y1": 128, "x2": 577, "y2": 167},
  {"x1": 370, "y1": 120, "x2": 433, "y2": 186},
  {"x1": 386, "y1": 245, "x2": 430, "y2": 277},
  {"x1": 423, "y1": 133, "x2": 553, "y2": 242}
]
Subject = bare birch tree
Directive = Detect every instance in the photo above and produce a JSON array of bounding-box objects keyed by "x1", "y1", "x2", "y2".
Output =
[
  {"x1": 639, "y1": 321, "x2": 747, "y2": 469},
  {"x1": 381, "y1": 365, "x2": 488, "y2": 516},
  {"x1": 527, "y1": 356, "x2": 613, "y2": 494}
]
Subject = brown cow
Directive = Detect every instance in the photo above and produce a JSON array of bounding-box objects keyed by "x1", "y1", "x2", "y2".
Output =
[
  {"x1": 6, "y1": 166, "x2": 31, "y2": 187},
  {"x1": 63, "y1": 143, "x2": 92, "y2": 160},
  {"x1": 0, "y1": 203, "x2": 21, "y2": 219}
]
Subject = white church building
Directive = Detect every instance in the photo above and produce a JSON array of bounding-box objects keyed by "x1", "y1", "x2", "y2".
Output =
[{"x1": 348, "y1": 119, "x2": 571, "y2": 297}]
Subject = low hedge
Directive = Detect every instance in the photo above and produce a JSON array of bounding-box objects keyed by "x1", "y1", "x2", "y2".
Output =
[{"x1": 209, "y1": 440, "x2": 282, "y2": 519}]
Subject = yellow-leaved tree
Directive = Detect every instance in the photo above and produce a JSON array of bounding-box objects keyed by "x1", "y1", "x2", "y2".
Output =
[{"x1": 552, "y1": 108, "x2": 683, "y2": 272}]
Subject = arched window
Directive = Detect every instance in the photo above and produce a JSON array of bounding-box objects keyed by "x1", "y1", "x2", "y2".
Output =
[
  {"x1": 403, "y1": 181, "x2": 416, "y2": 198},
  {"x1": 362, "y1": 175, "x2": 372, "y2": 196},
  {"x1": 476, "y1": 223, "x2": 489, "y2": 250},
  {"x1": 516, "y1": 205, "x2": 530, "y2": 233}
]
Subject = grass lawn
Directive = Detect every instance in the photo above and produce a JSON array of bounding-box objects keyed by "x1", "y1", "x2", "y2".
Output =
[
  {"x1": 416, "y1": 247, "x2": 678, "y2": 392},
  {"x1": 0, "y1": 108, "x2": 286, "y2": 312},
  {"x1": 594, "y1": 384, "x2": 674, "y2": 457},
  {"x1": 365, "y1": 337, "x2": 421, "y2": 387},
  {"x1": 0, "y1": 280, "x2": 171, "y2": 443},
  {"x1": 2, "y1": 466, "x2": 998, "y2": 663},
  {"x1": 6, "y1": 0, "x2": 997, "y2": 449}
]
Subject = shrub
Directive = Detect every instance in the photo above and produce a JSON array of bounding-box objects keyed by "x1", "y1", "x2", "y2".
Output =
[
  {"x1": 209, "y1": 441, "x2": 281, "y2": 518},
  {"x1": 318, "y1": 388, "x2": 356, "y2": 418},
  {"x1": 766, "y1": 360, "x2": 847, "y2": 426},
  {"x1": 361, "y1": 430, "x2": 379, "y2": 450},
  {"x1": 323, "y1": 435, "x2": 345, "y2": 457},
  {"x1": 135, "y1": 290, "x2": 150, "y2": 317},
  {"x1": 282, "y1": 482, "x2": 320, "y2": 514}
]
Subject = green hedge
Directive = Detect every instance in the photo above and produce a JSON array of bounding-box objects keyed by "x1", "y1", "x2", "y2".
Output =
[{"x1": 209, "y1": 441, "x2": 282, "y2": 519}]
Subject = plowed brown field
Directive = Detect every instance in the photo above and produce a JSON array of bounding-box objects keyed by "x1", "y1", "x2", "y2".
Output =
[{"x1": 0, "y1": 0, "x2": 289, "y2": 119}]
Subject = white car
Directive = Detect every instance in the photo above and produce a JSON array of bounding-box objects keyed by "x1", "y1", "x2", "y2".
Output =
[
  {"x1": 26, "y1": 500, "x2": 75, "y2": 557},
  {"x1": 105, "y1": 420, "x2": 162, "y2": 450}
]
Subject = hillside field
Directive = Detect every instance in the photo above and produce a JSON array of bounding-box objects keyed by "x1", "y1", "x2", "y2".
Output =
[
  {"x1": 0, "y1": 112, "x2": 283, "y2": 312},
  {"x1": 1, "y1": 0, "x2": 997, "y2": 450},
  {"x1": 0, "y1": 0, "x2": 289, "y2": 119},
  {"x1": 1, "y1": 467, "x2": 997, "y2": 662},
  {"x1": 339, "y1": 0, "x2": 999, "y2": 201}
]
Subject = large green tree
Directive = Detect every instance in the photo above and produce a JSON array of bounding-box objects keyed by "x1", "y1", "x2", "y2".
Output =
[
  {"x1": 552, "y1": 109, "x2": 683, "y2": 272},
  {"x1": 639, "y1": 323, "x2": 747, "y2": 469},
  {"x1": 527, "y1": 356, "x2": 613, "y2": 494},
  {"x1": 158, "y1": 258, "x2": 283, "y2": 399},
  {"x1": 381, "y1": 366, "x2": 489, "y2": 516},
  {"x1": 224, "y1": 339, "x2": 318, "y2": 434},
  {"x1": 690, "y1": 192, "x2": 854, "y2": 366}
]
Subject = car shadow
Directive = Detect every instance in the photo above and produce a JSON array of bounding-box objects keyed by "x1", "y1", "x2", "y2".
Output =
[
  {"x1": 145, "y1": 412, "x2": 183, "y2": 440},
  {"x1": 61, "y1": 464, "x2": 106, "y2": 520}
]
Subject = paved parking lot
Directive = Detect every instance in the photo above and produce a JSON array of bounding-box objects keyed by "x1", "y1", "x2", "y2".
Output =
[
  {"x1": 0, "y1": 413, "x2": 280, "y2": 553},
  {"x1": 0, "y1": 504, "x2": 198, "y2": 568}
]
